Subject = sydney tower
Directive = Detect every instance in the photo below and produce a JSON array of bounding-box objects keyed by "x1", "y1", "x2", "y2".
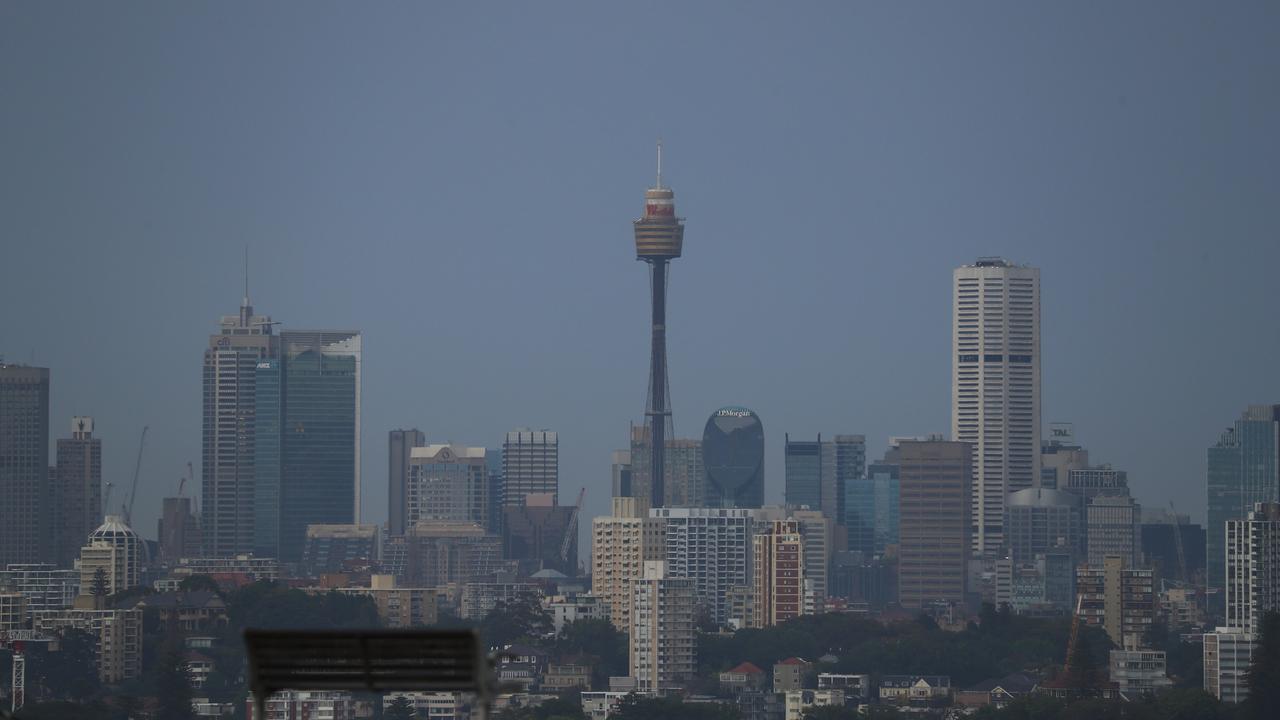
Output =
[{"x1": 633, "y1": 143, "x2": 685, "y2": 509}]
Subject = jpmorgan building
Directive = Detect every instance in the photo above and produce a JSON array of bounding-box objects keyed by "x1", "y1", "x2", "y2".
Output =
[{"x1": 701, "y1": 406, "x2": 765, "y2": 508}]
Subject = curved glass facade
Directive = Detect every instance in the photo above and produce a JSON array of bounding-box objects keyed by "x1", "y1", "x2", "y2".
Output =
[{"x1": 701, "y1": 407, "x2": 764, "y2": 508}]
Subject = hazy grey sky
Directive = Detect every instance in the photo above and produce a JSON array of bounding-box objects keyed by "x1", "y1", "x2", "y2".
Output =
[{"x1": 3, "y1": 2, "x2": 1278, "y2": 540}]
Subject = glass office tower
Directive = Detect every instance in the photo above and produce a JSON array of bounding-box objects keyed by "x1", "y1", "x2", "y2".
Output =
[
  {"x1": 702, "y1": 407, "x2": 764, "y2": 508},
  {"x1": 254, "y1": 331, "x2": 361, "y2": 562},
  {"x1": 1207, "y1": 405, "x2": 1280, "y2": 603},
  {"x1": 784, "y1": 434, "x2": 823, "y2": 510}
]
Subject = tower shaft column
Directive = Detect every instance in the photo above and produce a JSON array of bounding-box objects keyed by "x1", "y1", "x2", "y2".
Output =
[{"x1": 648, "y1": 259, "x2": 668, "y2": 508}]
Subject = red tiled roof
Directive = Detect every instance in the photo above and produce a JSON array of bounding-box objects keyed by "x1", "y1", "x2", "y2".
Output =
[
  {"x1": 728, "y1": 662, "x2": 764, "y2": 675},
  {"x1": 776, "y1": 657, "x2": 809, "y2": 666}
]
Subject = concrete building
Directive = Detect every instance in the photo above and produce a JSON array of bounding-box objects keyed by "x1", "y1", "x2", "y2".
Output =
[
  {"x1": 1077, "y1": 556, "x2": 1155, "y2": 649},
  {"x1": 502, "y1": 429, "x2": 558, "y2": 507},
  {"x1": 0, "y1": 364, "x2": 51, "y2": 566},
  {"x1": 502, "y1": 494, "x2": 577, "y2": 576},
  {"x1": 389, "y1": 429, "x2": 426, "y2": 537},
  {"x1": 53, "y1": 416, "x2": 102, "y2": 568},
  {"x1": 898, "y1": 440, "x2": 972, "y2": 609},
  {"x1": 158, "y1": 497, "x2": 202, "y2": 566},
  {"x1": 1041, "y1": 424, "x2": 1088, "y2": 490},
  {"x1": 332, "y1": 575, "x2": 438, "y2": 628},
  {"x1": 248, "y1": 690, "x2": 356, "y2": 720},
  {"x1": 80, "y1": 515, "x2": 143, "y2": 594},
  {"x1": 592, "y1": 497, "x2": 666, "y2": 631},
  {"x1": 32, "y1": 607, "x2": 143, "y2": 683},
  {"x1": 1066, "y1": 465, "x2": 1129, "y2": 503},
  {"x1": 546, "y1": 593, "x2": 609, "y2": 633},
  {"x1": 1208, "y1": 405, "x2": 1280, "y2": 601},
  {"x1": 0, "y1": 592, "x2": 26, "y2": 632},
  {"x1": 652, "y1": 507, "x2": 751, "y2": 626},
  {"x1": 1204, "y1": 628, "x2": 1254, "y2": 703},
  {"x1": 1087, "y1": 495, "x2": 1142, "y2": 568},
  {"x1": 1, "y1": 563, "x2": 79, "y2": 614},
  {"x1": 630, "y1": 561, "x2": 696, "y2": 692},
  {"x1": 405, "y1": 522, "x2": 506, "y2": 588},
  {"x1": 784, "y1": 690, "x2": 844, "y2": 720},
  {"x1": 952, "y1": 259, "x2": 1041, "y2": 559},
  {"x1": 301, "y1": 524, "x2": 381, "y2": 576},
  {"x1": 172, "y1": 555, "x2": 280, "y2": 583},
  {"x1": 818, "y1": 673, "x2": 871, "y2": 700},
  {"x1": 202, "y1": 293, "x2": 279, "y2": 558},
  {"x1": 1224, "y1": 502, "x2": 1280, "y2": 637},
  {"x1": 611, "y1": 450, "x2": 633, "y2": 498},
  {"x1": 408, "y1": 445, "x2": 490, "y2": 530},
  {"x1": 459, "y1": 583, "x2": 542, "y2": 621},
  {"x1": 1108, "y1": 649, "x2": 1172, "y2": 696},
  {"x1": 1005, "y1": 488, "x2": 1083, "y2": 564},
  {"x1": 751, "y1": 520, "x2": 806, "y2": 627}
]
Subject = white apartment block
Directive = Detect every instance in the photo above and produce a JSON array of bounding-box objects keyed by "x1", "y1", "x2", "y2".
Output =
[
  {"x1": 651, "y1": 507, "x2": 751, "y2": 626},
  {"x1": 1204, "y1": 629, "x2": 1253, "y2": 703},
  {"x1": 592, "y1": 497, "x2": 665, "y2": 631},
  {"x1": 953, "y1": 258, "x2": 1040, "y2": 558},
  {"x1": 1225, "y1": 502, "x2": 1280, "y2": 637},
  {"x1": 630, "y1": 561, "x2": 696, "y2": 692}
]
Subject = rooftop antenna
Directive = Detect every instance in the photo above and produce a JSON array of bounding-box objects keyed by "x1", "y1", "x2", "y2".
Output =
[
  {"x1": 243, "y1": 245, "x2": 250, "y2": 307},
  {"x1": 656, "y1": 139, "x2": 663, "y2": 188}
]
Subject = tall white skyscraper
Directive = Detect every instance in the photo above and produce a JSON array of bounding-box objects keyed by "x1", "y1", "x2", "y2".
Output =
[
  {"x1": 952, "y1": 258, "x2": 1041, "y2": 559},
  {"x1": 502, "y1": 429, "x2": 558, "y2": 507}
]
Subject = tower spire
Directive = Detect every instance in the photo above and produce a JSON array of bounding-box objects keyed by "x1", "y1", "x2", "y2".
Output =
[
  {"x1": 656, "y1": 139, "x2": 663, "y2": 189},
  {"x1": 243, "y1": 246, "x2": 250, "y2": 308}
]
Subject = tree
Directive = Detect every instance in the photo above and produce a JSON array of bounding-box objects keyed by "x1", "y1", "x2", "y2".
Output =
[
  {"x1": 1245, "y1": 611, "x2": 1280, "y2": 720},
  {"x1": 176, "y1": 574, "x2": 222, "y2": 595},
  {"x1": 385, "y1": 695, "x2": 417, "y2": 720},
  {"x1": 553, "y1": 619, "x2": 627, "y2": 687},
  {"x1": 90, "y1": 567, "x2": 110, "y2": 598},
  {"x1": 153, "y1": 644, "x2": 194, "y2": 720},
  {"x1": 480, "y1": 592, "x2": 553, "y2": 647},
  {"x1": 27, "y1": 629, "x2": 101, "y2": 702}
]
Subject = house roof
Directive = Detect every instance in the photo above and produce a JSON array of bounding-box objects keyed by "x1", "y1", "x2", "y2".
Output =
[
  {"x1": 776, "y1": 657, "x2": 809, "y2": 666},
  {"x1": 726, "y1": 662, "x2": 765, "y2": 675}
]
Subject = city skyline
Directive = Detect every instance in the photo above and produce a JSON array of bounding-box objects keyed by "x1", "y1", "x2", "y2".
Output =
[{"x1": 4, "y1": 3, "x2": 1279, "y2": 540}]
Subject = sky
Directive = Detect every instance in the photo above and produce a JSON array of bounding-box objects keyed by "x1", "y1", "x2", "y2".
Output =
[{"x1": 2, "y1": 2, "x2": 1278, "y2": 543}]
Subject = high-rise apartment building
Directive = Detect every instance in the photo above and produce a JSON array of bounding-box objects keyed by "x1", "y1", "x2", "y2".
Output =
[
  {"x1": 653, "y1": 507, "x2": 751, "y2": 626},
  {"x1": 406, "y1": 445, "x2": 489, "y2": 529},
  {"x1": 751, "y1": 520, "x2": 806, "y2": 627},
  {"x1": 897, "y1": 440, "x2": 972, "y2": 609},
  {"x1": 634, "y1": 145, "x2": 685, "y2": 510},
  {"x1": 1208, "y1": 405, "x2": 1280, "y2": 598},
  {"x1": 502, "y1": 429, "x2": 558, "y2": 506},
  {"x1": 202, "y1": 295, "x2": 279, "y2": 557},
  {"x1": 1077, "y1": 556, "x2": 1155, "y2": 649},
  {"x1": 952, "y1": 258, "x2": 1040, "y2": 559},
  {"x1": 388, "y1": 429, "x2": 425, "y2": 536},
  {"x1": 1204, "y1": 629, "x2": 1253, "y2": 703},
  {"x1": 0, "y1": 364, "x2": 51, "y2": 566},
  {"x1": 611, "y1": 450, "x2": 633, "y2": 498},
  {"x1": 80, "y1": 516, "x2": 143, "y2": 595},
  {"x1": 53, "y1": 416, "x2": 102, "y2": 568},
  {"x1": 702, "y1": 407, "x2": 765, "y2": 509},
  {"x1": 1087, "y1": 495, "x2": 1142, "y2": 568},
  {"x1": 592, "y1": 497, "x2": 666, "y2": 631},
  {"x1": 1224, "y1": 502, "x2": 1280, "y2": 638},
  {"x1": 253, "y1": 330, "x2": 361, "y2": 562},
  {"x1": 630, "y1": 560, "x2": 696, "y2": 692}
]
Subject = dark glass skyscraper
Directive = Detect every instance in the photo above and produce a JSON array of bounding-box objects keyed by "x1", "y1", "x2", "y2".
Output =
[
  {"x1": 53, "y1": 416, "x2": 102, "y2": 567},
  {"x1": 784, "y1": 434, "x2": 823, "y2": 510},
  {"x1": 702, "y1": 406, "x2": 764, "y2": 508},
  {"x1": 0, "y1": 363, "x2": 51, "y2": 566},
  {"x1": 633, "y1": 144, "x2": 684, "y2": 509},
  {"x1": 254, "y1": 331, "x2": 362, "y2": 562}
]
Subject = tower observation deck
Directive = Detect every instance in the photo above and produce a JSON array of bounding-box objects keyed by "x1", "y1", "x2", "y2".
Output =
[{"x1": 634, "y1": 142, "x2": 685, "y2": 509}]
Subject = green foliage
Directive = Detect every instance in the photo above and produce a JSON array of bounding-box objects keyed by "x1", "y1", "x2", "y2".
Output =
[
  {"x1": 972, "y1": 688, "x2": 1238, "y2": 720},
  {"x1": 89, "y1": 568, "x2": 109, "y2": 598},
  {"x1": 480, "y1": 592, "x2": 553, "y2": 648},
  {"x1": 494, "y1": 694, "x2": 586, "y2": 720},
  {"x1": 227, "y1": 582, "x2": 381, "y2": 630},
  {"x1": 15, "y1": 700, "x2": 125, "y2": 720},
  {"x1": 612, "y1": 694, "x2": 738, "y2": 720},
  {"x1": 26, "y1": 628, "x2": 101, "y2": 702},
  {"x1": 177, "y1": 574, "x2": 223, "y2": 595},
  {"x1": 551, "y1": 619, "x2": 627, "y2": 689},
  {"x1": 385, "y1": 695, "x2": 417, "y2": 720},
  {"x1": 153, "y1": 643, "x2": 195, "y2": 720},
  {"x1": 1245, "y1": 611, "x2": 1280, "y2": 720}
]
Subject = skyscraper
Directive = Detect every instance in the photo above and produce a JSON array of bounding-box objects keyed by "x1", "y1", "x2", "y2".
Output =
[
  {"x1": 751, "y1": 520, "x2": 806, "y2": 628},
  {"x1": 1086, "y1": 494, "x2": 1142, "y2": 568},
  {"x1": 53, "y1": 416, "x2": 102, "y2": 568},
  {"x1": 784, "y1": 435, "x2": 822, "y2": 510},
  {"x1": 1224, "y1": 502, "x2": 1280, "y2": 638},
  {"x1": 502, "y1": 429, "x2": 558, "y2": 507},
  {"x1": 847, "y1": 448, "x2": 900, "y2": 558},
  {"x1": 634, "y1": 143, "x2": 685, "y2": 509},
  {"x1": 628, "y1": 426, "x2": 703, "y2": 508},
  {"x1": 406, "y1": 444, "x2": 489, "y2": 529},
  {"x1": 1208, "y1": 405, "x2": 1280, "y2": 599},
  {"x1": 952, "y1": 258, "x2": 1041, "y2": 559},
  {"x1": 592, "y1": 497, "x2": 666, "y2": 631},
  {"x1": 897, "y1": 439, "x2": 972, "y2": 610},
  {"x1": 0, "y1": 363, "x2": 51, "y2": 566},
  {"x1": 701, "y1": 407, "x2": 765, "y2": 509},
  {"x1": 654, "y1": 507, "x2": 752, "y2": 626},
  {"x1": 254, "y1": 330, "x2": 362, "y2": 562},
  {"x1": 388, "y1": 429, "x2": 425, "y2": 537},
  {"x1": 202, "y1": 293, "x2": 279, "y2": 557}
]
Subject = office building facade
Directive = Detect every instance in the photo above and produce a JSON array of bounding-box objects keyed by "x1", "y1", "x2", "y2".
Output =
[
  {"x1": 407, "y1": 444, "x2": 490, "y2": 529},
  {"x1": 1208, "y1": 406, "x2": 1280, "y2": 598},
  {"x1": 1004, "y1": 488, "x2": 1083, "y2": 565},
  {"x1": 53, "y1": 416, "x2": 102, "y2": 568},
  {"x1": 897, "y1": 440, "x2": 972, "y2": 609},
  {"x1": 388, "y1": 429, "x2": 425, "y2": 536},
  {"x1": 702, "y1": 407, "x2": 765, "y2": 508},
  {"x1": 1087, "y1": 495, "x2": 1142, "y2": 568},
  {"x1": 784, "y1": 435, "x2": 822, "y2": 511},
  {"x1": 848, "y1": 451, "x2": 899, "y2": 557},
  {"x1": 952, "y1": 259, "x2": 1040, "y2": 559},
  {"x1": 1077, "y1": 556, "x2": 1155, "y2": 649},
  {"x1": 0, "y1": 364, "x2": 51, "y2": 566},
  {"x1": 502, "y1": 429, "x2": 558, "y2": 507},
  {"x1": 158, "y1": 497, "x2": 202, "y2": 566}
]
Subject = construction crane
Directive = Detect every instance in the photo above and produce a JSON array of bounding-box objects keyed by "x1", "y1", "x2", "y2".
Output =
[
  {"x1": 178, "y1": 461, "x2": 193, "y2": 497},
  {"x1": 1170, "y1": 501, "x2": 1189, "y2": 585},
  {"x1": 1, "y1": 631, "x2": 54, "y2": 714},
  {"x1": 123, "y1": 426, "x2": 148, "y2": 525},
  {"x1": 1058, "y1": 595, "x2": 1087, "y2": 689},
  {"x1": 560, "y1": 488, "x2": 586, "y2": 565},
  {"x1": 102, "y1": 481, "x2": 114, "y2": 518}
]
